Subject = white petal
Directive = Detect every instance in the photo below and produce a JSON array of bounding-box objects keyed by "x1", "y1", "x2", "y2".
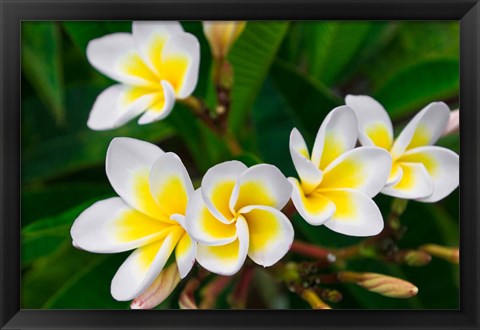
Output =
[
  {"x1": 321, "y1": 146, "x2": 392, "y2": 197},
  {"x1": 111, "y1": 228, "x2": 183, "y2": 301},
  {"x1": 86, "y1": 33, "x2": 157, "y2": 86},
  {"x1": 323, "y1": 189, "x2": 384, "y2": 237},
  {"x1": 230, "y1": 164, "x2": 292, "y2": 212},
  {"x1": 196, "y1": 215, "x2": 249, "y2": 276},
  {"x1": 175, "y1": 233, "x2": 197, "y2": 278},
  {"x1": 71, "y1": 197, "x2": 172, "y2": 253},
  {"x1": 381, "y1": 162, "x2": 434, "y2": 199},
  {"x1": 390, "y1": 102, "x2": 450, "y2": 157},
  {"x1": 311, "y1": 106, "x2": 358, "y2": 170},
  {"x1": 399, "y1": 146, "x2": 459, "y2": 202},
  {"x1": 132, "y1": 21, "x2": 184, "y2": 74},
  {"x1": 289, "y1": 177, "x2": 336, "y2": 226},
  {"x1": 149, "y1": 151, "x2": 193, "y2": 218},
  {"x1": 240, "y1": 205, "x2": 294, "y2": 267},
  {"x1": 87, "y1": 84, "x2": 155, "y2": 131},
  {"x1": 106, "y1": 137, "x2": 166, "y2": 220},
  {"x1": 386, "y1": 163, "x2": 403, "y2": 187},
  {"x1": 161, "y1": 33, "x2": 200, "y2": 98},
  {"x1": 138, "y1": 81, "x2": 176, "y2": 125},
  {"x1": 201, "y1": 160, "x2": 247, "y2": 224},
  {"x1": 345, "y1": 94, "x2": 394, "y2": 149},
  {"x1": 185, "y1": 189, "x2": 237, "y2": 245},
  {"x1": 289, "y1": 128, "x2": 323, "y2": 193}
]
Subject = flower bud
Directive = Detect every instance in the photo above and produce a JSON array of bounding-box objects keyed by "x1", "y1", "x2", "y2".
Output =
[
  {"x1": 130, "y1": 263, "x2": 180, "y2": 309},
  {"x1": 420, "y1": 244, "x2": 459, "y2": 264},
  {"x1": 338, "y1": 271, "x2": 418, "y2": 298},
  {"x1": 319, "y1": 289, "x2": 343, "y2": 303},
  {"x1": 443, "y1": 109, "x2": 459, "y2": 136},
  {"x1": 203, "y1": 21, "x2": 246, "y2": 59},
  {"x1": 178, "y1": 279, "x2": 199, "y2": 309},
  {"x1": 301, "y1": 289, "x2": 331, "y2": 309},
  {"x1": 403, "y1": 250, "x2": 432, "y2": 267}
]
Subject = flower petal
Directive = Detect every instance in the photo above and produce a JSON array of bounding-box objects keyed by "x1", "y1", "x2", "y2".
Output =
[
  {"x1": 161, "y1": 33, "x2": 200, "y2": 98},
  {"x1": 345, "y1": 94, "x2": 394, "y2": 149},
  {"x1": 289, "y1": 177, "x2": 336, "y2": 226},
  {"x1": 175, "y1": 233, "x2": 197, "y2": 278},
  {"x1": 240, "y1": 205, "x2": 294, "y2": 267},
  {"x1": 322, "y1": 189, "x2": 384, "y2": 237},
  {"x1": 311, "y1": 106, "x2": 358, "y2": 170},
  {"x1": 132, "y1": 21, "x2": 184, "y2": 75},
  {"x1": 111, "y1": 228, "x2": 183, "y2": 301},
  {"x1": 185, "y1": 189, "x2": 237, "y2": 245},
  {"x1": 201, "y1": 161, "x2": 247, "y2": 223},
  {"x1": 386, "y1": 162, "x2": 403, "y2": 187},
  {"x1": 390, "y1": 102, "x2": 450, "y2": 157},
  {"x1": 106, "y1": 137, "x2": 168, "y2": 221},
  {"x1": 399, "y1": 146, "x2": 459, "y2": 202},
  {"x1": 87, "y1": 84, "x2": 156, "y2": 131},
  {"x1": 289, "y1": 128, "x2": 323, "y2": 193},
  {"x1": 196, "y1": 215, "x2": 249, "y2": 276},
  {"x1": 137, "y1": 81, "x2": 176, "y2": 125},
  {"x1": 230, "y1": 164, "x2": 292, "y2": 212},
  {"x1": 71, "y1": 197, "x2": 172, "y2": 253},
  {"x1": 149, "y1": 152, "x2": 193, "y2": 218},
  {"x1": 381, "y1": 162, "x2": 434, "y2": 199},
  {"x1": 86, "y1": 33, "x2": 158, "y2": 86},
  {"x1": 130, "y1": 263, "x2": 180, "y2": 309},
  {"x1": 321, "y1": 146, "x2": 392, "y2": 197}
]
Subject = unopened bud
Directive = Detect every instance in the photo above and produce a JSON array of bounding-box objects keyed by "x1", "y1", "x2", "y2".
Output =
[
  {"x1": 338, "y1": 271, "x2": 418, "y2": 298},
  {"x1": 301, "y1": 289, "x2": 331, "y2": 309},
  {"x1": 319, "y1": 289, "x2": 343, "y2": 303},
  {"x1": 443, "y1": 109, "x2": 459, "y2": 136},
  {"x1": 403, "y1": 250, "x2": 432, "y2": 267},
  {"x1": 130, "y1": 263, "x2": 180, "y2": 309},
  {"x1": 178, "y1": 279, "x2": 200, "y2": 309},
  {"x1": 203, "y1": 21, "x2": 246, "y2": 59},
  {"x1": 420, "y1": 244, "x2": 459, "y2": 264}
]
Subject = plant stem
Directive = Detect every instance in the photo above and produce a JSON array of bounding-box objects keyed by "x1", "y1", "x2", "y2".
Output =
[{"x1": 290, "y1": 240, "x2": 336, "y2": 261}]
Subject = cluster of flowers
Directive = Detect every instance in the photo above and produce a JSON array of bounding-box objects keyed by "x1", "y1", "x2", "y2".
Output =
[{"x1": 70, "y1": 21, "x2": 459, "y2": 308}]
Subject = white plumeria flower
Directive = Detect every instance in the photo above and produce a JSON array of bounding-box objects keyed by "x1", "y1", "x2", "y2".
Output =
[
  {"x1": 86, "y1": 21, "x2": 200, "y2": 130},
  {"x1": 71, "y1": 137, "x2": 196, "y2": 301},
  {"x1": 185, "y1": 161, "x2": 294, "y2": 276},
  {"x1": 346, "y1": 95, "x2": 459, "y2": 202},
  {"x1": 289, "y1": 106, "x2": 392, "y2": 237}
]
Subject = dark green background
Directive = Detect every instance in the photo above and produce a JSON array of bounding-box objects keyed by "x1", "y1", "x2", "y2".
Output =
[{"x1": 21, "y1": 21, "x2": 459, "y2": 309}]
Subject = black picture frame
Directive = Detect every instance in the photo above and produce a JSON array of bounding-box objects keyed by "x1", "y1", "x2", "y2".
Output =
[{"x1": 1, "y1": 0, "x2": 479, "y2": 329}]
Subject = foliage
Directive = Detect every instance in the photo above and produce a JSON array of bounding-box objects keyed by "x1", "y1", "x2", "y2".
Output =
[{"x1": 21, "y1": 21, "x2": 459, "y2": 309}]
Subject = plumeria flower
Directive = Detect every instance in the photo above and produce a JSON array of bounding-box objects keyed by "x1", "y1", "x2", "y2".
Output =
[
  {"x1": 86, "y1": 21, "x2": 200, "y2": 130},
  {"x1": 71, "y1": 137, "x2": 196, "y2": 302},
  {"x1": 185, "y1": 161, "x2": 294, "y2": 276},
  {"x1": 346, "y1": 95, "x2": 459, "y2": 202},
  {"x1": 289, "y1": 106, "x2": 392, "y2": 237},
  {"x1": 203, "y1": 21, "x2": 246, "y2": 59}
]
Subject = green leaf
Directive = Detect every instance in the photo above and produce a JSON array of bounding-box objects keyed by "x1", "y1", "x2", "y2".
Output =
[
  {"x1": 22, "y1": 22, "x2": 65, "y2": 125},
  {"x1": 374, "y1": 58, "x2": 459, "y2": 120},
  {"x1": 22, "y1": 200, "x2": 99, "y2": 265},
  {"x1": 227, "y1": 22, "x2": 289, "y2": 137},
  {"x1": 22, "y1": 86, "x2": 175, "y2": 184},
  {"x1": 270, "y1": 59, "x2": 342, "y2": 139},
  {"x1": 22, "y1": 182, "x2": 113, "y2": 227},
  {"x1": 305, "y1": 22, "x2": 373, "y2": 86},
  {"x1": 22, "y1": 243, "x2": 130, "y2": 309},
  {"x1": 365, "y1": 22, "x2": 459, "y2": 90}
]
